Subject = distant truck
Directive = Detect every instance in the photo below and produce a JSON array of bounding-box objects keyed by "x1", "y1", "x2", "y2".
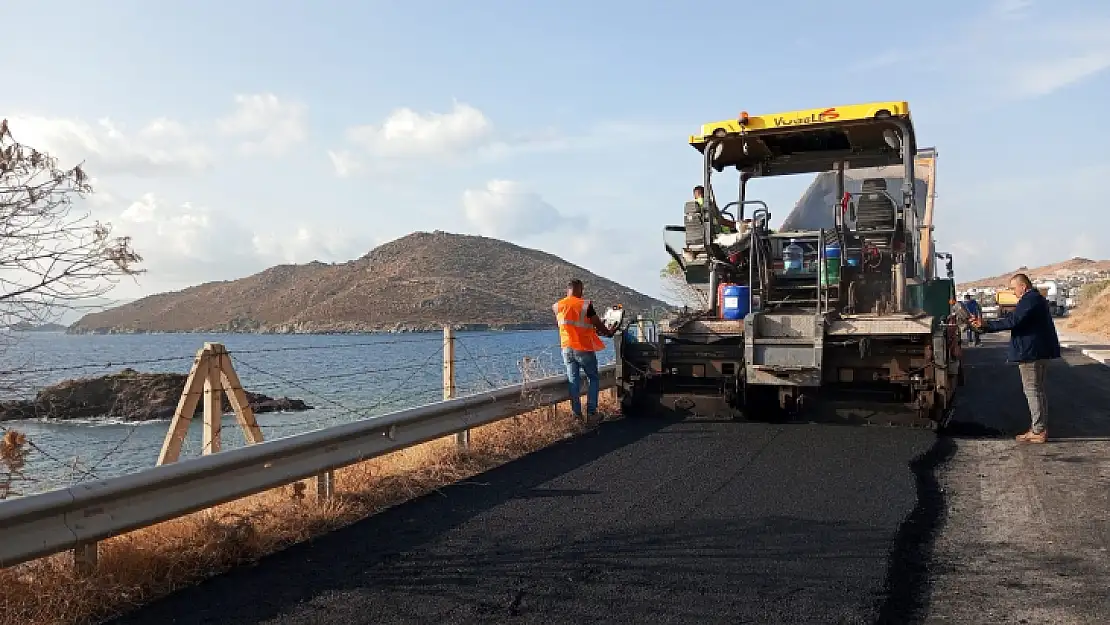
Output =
[
  {"x1": 996, "y1": 284, "x2": 1064, "y2": 317},
  {"x1": 1035, "y1": 280, "x2": 1067, "y2": 317}
]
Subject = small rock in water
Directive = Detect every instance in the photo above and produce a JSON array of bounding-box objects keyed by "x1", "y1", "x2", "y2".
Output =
[{"x1": 0, "y1": 368, "x2": 313, "y2": 422}]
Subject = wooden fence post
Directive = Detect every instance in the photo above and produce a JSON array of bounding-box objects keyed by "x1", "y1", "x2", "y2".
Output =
[
  {"x1": 444, "y1": 326, "x2": 468, "y2": 449},
  {"x1": 202, "y1": 350, "x2": 222, "y2": 455},
  {"x1": 158, "y1": 343, "x2": 264, "y2": 466}
]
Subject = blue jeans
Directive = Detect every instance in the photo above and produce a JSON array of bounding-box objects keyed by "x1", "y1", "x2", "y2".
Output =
[{"x1": 562, "y1": 348, "x2": 600, "y2": 416}]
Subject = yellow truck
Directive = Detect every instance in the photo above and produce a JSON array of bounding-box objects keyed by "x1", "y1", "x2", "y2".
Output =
[{"x1": 995, "y1": 286, "x2": 1050, "y2": 316}]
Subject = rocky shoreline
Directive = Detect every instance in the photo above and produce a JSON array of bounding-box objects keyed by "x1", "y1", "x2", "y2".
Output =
[
  {"x1": 0, "y1": 368, "x2": 312, "y2": 422},
  {"x1": 65, "y1": 322, "x2": 554, "y2": 336}
]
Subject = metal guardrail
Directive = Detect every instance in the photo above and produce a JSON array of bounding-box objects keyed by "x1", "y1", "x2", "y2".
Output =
[{"x1": 0, "y1": 366, "x2": 615, "y2": 569}]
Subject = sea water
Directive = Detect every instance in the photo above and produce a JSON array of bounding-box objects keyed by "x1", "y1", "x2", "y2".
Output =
[{"x1": 0, "y1": 330, "x2": 613, "y2": 495}]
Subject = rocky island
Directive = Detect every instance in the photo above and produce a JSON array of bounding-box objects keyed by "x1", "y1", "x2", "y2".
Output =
[
  {"x1": 0, "y1": 369, "x2": 311, "y2": 422},
  {"x1": 66, "y1": 231, "x2": 666, "y2": 334}
]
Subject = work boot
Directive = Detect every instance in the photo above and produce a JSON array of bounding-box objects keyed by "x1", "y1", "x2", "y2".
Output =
[{"x1": 1016, "y1": 430, "x2": 1047, "y2": 444}]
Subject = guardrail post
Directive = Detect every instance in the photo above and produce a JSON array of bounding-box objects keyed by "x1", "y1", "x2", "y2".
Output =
[
  {"x1": 73, "y1": 541, "x2": 97, "y2": 576},
  {"x1": 444, "y1": 326, "x2": 468, "y2": 449},
  {"x1": 315, "y1": 470, "x2": 335, "y2": 500}
]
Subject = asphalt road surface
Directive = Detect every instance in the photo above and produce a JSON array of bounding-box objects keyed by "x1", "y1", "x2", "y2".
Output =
[
  {"x1": 112, "y1": 420, "x2": 935, "y2": 623},
  {"x1": 110, "y1": 335, "x2": 1109, "y2": 625}
]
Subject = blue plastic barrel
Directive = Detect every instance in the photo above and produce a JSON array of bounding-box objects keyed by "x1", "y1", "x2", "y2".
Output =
[{"x1": 721, "y1": 284, "x2": 749, "y2": 320}]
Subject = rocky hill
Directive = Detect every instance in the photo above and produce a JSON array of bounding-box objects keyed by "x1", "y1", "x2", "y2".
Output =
[
  {"x1": 1062, "y1": 281, "x2": 1110, "y2": 338},
  {"x1": 68, "y1": 231, "x2": 665, "y2": 334},
  {"x1": 958, "y1": 257, "x2": 1110, "y2": 290}
]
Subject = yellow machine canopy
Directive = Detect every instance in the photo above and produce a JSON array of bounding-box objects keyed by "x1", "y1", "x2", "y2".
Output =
[{"x1": 690, "y1": 101, "x2": 915, "y2": 176}]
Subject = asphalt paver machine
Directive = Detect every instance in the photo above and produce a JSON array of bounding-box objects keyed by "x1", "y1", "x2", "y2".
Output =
[{"x1": 616, "y1": 102, "x2": 962, "y2": 428}]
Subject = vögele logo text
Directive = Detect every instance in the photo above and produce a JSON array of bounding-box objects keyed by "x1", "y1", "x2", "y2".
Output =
[{"x1": 773, "y1": 108, "x2": 840, "y2": 127}]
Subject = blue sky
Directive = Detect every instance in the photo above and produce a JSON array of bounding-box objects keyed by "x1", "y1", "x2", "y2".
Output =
[{"x1": 3, "y1": 0, "x2": 1108, "y2": 305}]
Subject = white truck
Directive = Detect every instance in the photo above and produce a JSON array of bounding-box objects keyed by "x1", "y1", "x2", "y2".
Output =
[{"x1": 1034, "y1": 280, "x2": 1067, "y2": 317}]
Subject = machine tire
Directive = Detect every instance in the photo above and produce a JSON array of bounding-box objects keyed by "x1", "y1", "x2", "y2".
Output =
[
  {"x1": 619, "y1": 387, "x2": 650, "y2": 419},
  {"x1": 742, "y1": 386, "x2": 786, "y2": 423},
  {"x1": 619, "y1": 391, "x2": 638, "y2": 417},
  {"x1": 930, "y1": 391, "x2": 950, "y2": 429}
]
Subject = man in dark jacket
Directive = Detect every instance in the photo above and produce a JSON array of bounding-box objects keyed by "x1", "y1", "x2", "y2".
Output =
[
  {"x1": 971, "y1": 273, "x2": 1060, "y2": 443},
  {"x1": 962, "y1": 293, "x2": 982, "y2": 346}
]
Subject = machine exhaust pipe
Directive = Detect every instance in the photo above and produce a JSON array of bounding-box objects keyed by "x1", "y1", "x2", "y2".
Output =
[
  {"x1": 893, "y1": 262, "x2": 906, "y2": 313},
  {"x1": 709, "y1": 264, "x2": 720, "y2": 316}
]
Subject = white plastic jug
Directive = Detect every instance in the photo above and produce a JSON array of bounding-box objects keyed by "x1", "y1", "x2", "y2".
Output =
[{"x1": 783, "y1": 239, "x2": 803, "y2": 274}]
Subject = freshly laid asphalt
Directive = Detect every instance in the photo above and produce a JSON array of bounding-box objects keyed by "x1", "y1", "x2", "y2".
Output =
[
  {"x1": 95, "y1": 332, "x2": 1110, "y2": 624},
  {"x1": 112, "y1": 411, "x2": 937, "y2": 624}
]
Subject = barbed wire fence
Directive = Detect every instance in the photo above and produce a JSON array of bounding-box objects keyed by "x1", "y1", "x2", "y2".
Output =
[{"x1": 0, "y1": 328, "x2": 611, "y2": 499}]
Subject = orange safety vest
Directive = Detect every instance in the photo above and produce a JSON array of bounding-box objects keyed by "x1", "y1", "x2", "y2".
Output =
[{"x1": 554, "y1": 296, "x2": 605, "y2": 352}]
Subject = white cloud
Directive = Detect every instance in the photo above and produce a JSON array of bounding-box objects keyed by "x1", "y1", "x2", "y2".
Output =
[
  {"x1": 4, "y1": 115, "x2": 211, "y2": 176},
  {"x1": 456, "y1": 180, "x2": 666, "y2": 298},
  {"x1": 116, "y1": 194, "x2": 237, "y2": 266},
  {"x1": 1011, "y1": 51, "x2": 1110, "y2": 98},
  {"x1": 325, "y1": 101, "x2": 494, "y2": 176},
  {"x1": 991, "y1": 0, "x2": 1034, "y2": 19},
  {"x1": 251, "y1": 226, "x2": 365, "y2": 265},
  {"x1": 327, "y1": 101, "x2": 682, "y2": 176},
  {"x1": 326, "y1": 149, "x2": 363, "y2": 178},
  {"x1": 217, "y1": 93, "x2": 308, "y2": 157},
  {"x1": 84, "y1": 177, "x2": 120, "y2": 208},
  {"x1": 946, "y1": 240, "x2": 983, "y2": 260},
  {"x1": 462, "y1": 180, "x2": 570, "y2": 239},
  {"x1": 994, "y1": 0, "x2": 1034, "y2": 19},
  {"x1": 346, "y1": 101, "x2": 492, "y2": 159},
  {"x1": 107, "y1": 193, "x2": 368, "y2": 294}
]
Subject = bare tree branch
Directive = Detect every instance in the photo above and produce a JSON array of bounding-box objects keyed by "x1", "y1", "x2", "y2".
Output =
[
  {"x1": 0, "y1": 119, "x2": 145, "y2": 393},
  {"x1": 660, "y1": 259, "x2": 709, "y2": 310}
]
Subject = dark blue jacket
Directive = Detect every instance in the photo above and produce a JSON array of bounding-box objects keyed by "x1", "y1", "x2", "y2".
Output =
[
  {"x1": 962, "y1": 299, "x2": 981, "y2": 317},
  {"x1": 984, "y1": 289, "x2": 1061, "y2": 362}
]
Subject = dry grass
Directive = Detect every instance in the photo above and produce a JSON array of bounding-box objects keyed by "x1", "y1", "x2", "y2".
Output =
[
  {"x1": 1061, "y1": 280, "x2": 1110, "y2": 339},
  {"x1": 0, "y1": 392, "x2": 616, "y2": 625}
]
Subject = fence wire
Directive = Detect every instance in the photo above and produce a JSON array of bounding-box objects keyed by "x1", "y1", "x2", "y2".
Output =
[{"x1": 0, "y1": 329, "x2": 590, "y2": 499}]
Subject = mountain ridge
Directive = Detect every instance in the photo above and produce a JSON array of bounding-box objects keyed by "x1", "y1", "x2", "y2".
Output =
[
  {"x1": 957, "y1": 257, "x2": 1110, "y2": 290},
  {"x1": 69, "y1": 231, "x2": 665, "y2": 334}
]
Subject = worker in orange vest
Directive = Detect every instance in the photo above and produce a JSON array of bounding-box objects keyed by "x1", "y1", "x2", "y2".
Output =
[{"x1": 552, "y1": 279, "x2": 618, "y2": 423}]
